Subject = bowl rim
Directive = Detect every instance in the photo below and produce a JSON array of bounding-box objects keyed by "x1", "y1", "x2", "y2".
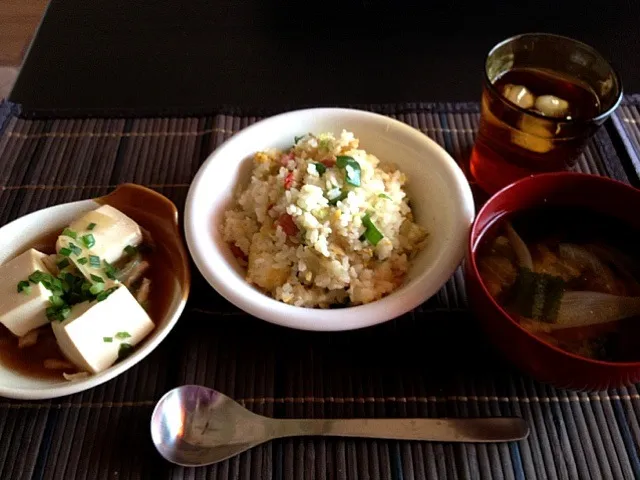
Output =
[
  {"x1": 0, "y1": 186, "x2": 190, "y2": 400},
  {"x1": 185, "y1": 107, "x2": 475, "y2": 331},
  {"x1": 484, "y1": 32, "x2": 624, "y2": 125},
  {"x1": 468, "y1": 171, "x2": 640, "y2": 368}
]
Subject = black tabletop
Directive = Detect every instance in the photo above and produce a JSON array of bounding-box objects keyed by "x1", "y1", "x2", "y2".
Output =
[{"x1": 10, "y1": 0, "x2": 640, "y2": 117}]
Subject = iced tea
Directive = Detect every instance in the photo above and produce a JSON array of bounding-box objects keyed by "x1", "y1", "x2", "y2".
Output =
[{"x1": 470, "y1": 34, "x2": 622, "y2": 194}]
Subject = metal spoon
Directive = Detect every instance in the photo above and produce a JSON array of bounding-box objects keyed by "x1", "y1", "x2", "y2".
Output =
[{"x1": 150, "y1": 385, "x2": 530, "y2": 467}]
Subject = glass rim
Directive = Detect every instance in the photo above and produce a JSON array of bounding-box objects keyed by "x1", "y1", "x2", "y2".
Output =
[{"x1": 484, "y1": 32, "x2": 624, "y2": 125}]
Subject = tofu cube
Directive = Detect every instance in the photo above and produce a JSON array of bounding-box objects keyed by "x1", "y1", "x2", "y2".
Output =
[
  {"x1": 51, "y1": 286, "x2": 154, "y2": 373},
  {"x1": 56, "y1": 205, "x2": 142, "y2": 268},
  {"x1": 0, "y1": 249, "x2": 53, "y2": 337}
]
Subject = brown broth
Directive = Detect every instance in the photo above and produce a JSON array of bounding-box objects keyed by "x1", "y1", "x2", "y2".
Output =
[
  {"x1": 0, "y1": 207, "x2": 177, "y2": 379},
  {"x1": 0, "y1": 326, "x2": 75, "y2": 379},
  {"x1": 477, "y1": 206, "x2": 640, "y2": 361}
]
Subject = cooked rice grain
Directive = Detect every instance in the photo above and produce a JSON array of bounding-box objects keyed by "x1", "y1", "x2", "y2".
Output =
[{"x1": 222, "y1": 130, "x2": 428, "y2": 308}]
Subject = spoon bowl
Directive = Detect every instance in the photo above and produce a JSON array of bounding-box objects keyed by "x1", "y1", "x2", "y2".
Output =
[
  {"x1": 151, "y1": 385, "x2": 530, "y2": 467},
  {"x1": 0, "y1": 184, "x2": 190, "y2": 399}
]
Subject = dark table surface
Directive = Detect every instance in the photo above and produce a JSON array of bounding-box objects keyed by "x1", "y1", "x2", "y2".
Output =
[{"x1": 9, "y1": 0, "x2": 640, "y2": 117}]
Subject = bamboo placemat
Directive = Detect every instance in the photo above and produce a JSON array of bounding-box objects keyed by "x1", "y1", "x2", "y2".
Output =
[
  {"x1": 0, "y1": 101, "x2": 639, "y2": 480},
  {"x1": 613, "y1": 95, "x2": 640, "y2": 180}
]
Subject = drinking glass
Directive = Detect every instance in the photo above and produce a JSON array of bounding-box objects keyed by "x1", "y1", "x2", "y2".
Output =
[{"x1": 470, "y1": 33, "x2": 623, "y2": 194}]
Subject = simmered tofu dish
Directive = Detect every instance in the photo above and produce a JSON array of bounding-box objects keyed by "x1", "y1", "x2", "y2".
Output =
[{"x1": 0, "y1": 205, "x2": 158, "y2": 380}]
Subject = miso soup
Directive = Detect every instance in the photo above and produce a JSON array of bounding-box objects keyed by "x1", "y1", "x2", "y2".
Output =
[{"x1": 477, "y1": 207, "x2": 640, "y2": 362}]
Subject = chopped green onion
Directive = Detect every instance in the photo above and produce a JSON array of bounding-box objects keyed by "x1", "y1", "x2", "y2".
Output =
[
  {"x1": 89, "y1": 283, "x2": 105, "y2": 295},
  {"x1": 103, "y1": 260, "x2": 117, "y2": 280},
  {"x1": 103, "y1": 337, "x2": 113, "y2": 343},
  {"x1": 59, "y1": 247, "x2": 72, "y2": 257},
  {"x1": 56, "y1": 258, "x2": 70, "y2": 270},
  {"x1": 49, "y1": 295, "x2": 65, "y2": 307},
  {"x1": 117, "y1": 343, "x2": 134, "y2": 360},
  {"x1": 68, "y1": 243, "x2": 82, "y2": 256},
  {"x1": 47, "y1": 306, "x2": 71, "y2": 322},
  {"x1": 96, "y1": 286, "x2": 118, "y2": 302},
  {"x1": 49, "y1": 286, "x2": 64, "y2": 297},
  {"x1": 77, "y1": 257, "x2": 88, "y2": 265},
  {"x1": 39, "y1": 275, "x2": 64, "y2": 296},
  {"x1": 123, "y1": 245, "x2": 137, "y2": 256},
  {"x1": 89, "y1": 255, "x2": 100, "y2": 267},
  {"x1": 327, "y1": 188, "x2": 348, "y2": 206},
  {"x1": 58, "y1": 306, "x2": 71, "y2": 321},
  {"x1": 17, "y1": 280, "x2": 31, "y2": 294},
  {"x1": 378, "y1": 193, "x2": 392, "y2": 200},
  {"x1": 87, "y1": 222, "x2": 97, "y2": 231},
  {"x1": 115, "y1": 331, "x2": 131, "y2": 339},
  {"x1": 314, "y1": 162, "x2": 326, "y2": 175},
  {"x1": 294, "y1": 135, "x2": 306, "y2": 144},
  {"x1": 62, "y1": 228, "x2": 77, "y2": 239},
  {"x1": 90, "y1": 274, "x2": 104, "y2": 283},
  {"x1": 361, "y1": 214, "x2": 384, "y2": 246},
  {"x1": 336, "y1": 156, "x2": 361, "y2": 187},
  {"x1": 28, "y1": 270, "x2": 47, "y2": 284},
  {"x1": 81, "y1": 234, "x2": 95, "y2": 248},
  {"x1": 81, "y1": 281, "x2": 92, "y2": 295}
]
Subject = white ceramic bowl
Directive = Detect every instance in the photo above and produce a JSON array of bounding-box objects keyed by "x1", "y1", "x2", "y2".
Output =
[
  {"x1": 185, "y1": 108, "x2": 474, "y2": 331},
  {"x1": 0, "y1": 185, "x2": 190, "y2": 400}
]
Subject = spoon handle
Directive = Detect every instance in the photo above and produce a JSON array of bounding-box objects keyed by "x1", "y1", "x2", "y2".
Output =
[{"x1": 270, "y1": 417, "x2": 529, "y2": 443}]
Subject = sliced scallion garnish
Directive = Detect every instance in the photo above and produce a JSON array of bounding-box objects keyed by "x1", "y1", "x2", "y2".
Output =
[
  {"x1": 314, "y1": 162, "x2": 326, "y2": 176},
  {"x1": 89, "y1": 255, "x2": 100, "y2": 267},
  {"x1": 17, "y1": 280, "x2": 31, "y2": 294},
  {"x1": 103, "y1": 260, "x2": 117, "y2": 280},
  {"x1": 123, "y1": 245, "x2": 137, "y2": 256},
  {"x1": 89, "y1": 283, "x2": 105, "y2": 295},
  {"x1": 68, "y1": 243, "x2": 82, "y2": 256},
  {"x1": 58, "y1": 306, "x2": 71, "y2": 321},
  {"x1": 77, "y1": 257, "x2": 88, "y2": 265},
  {"x1": 378, "y1": 193, "x2": 392, "y2": 200},
  {"x1": 361, "y1": 213, "x2": 384, "y2": 246},
  {"x1": 327, "y1": 188, "x2": 348, "y2": 206},
  {"x1": 336, "y1": 156, "x2": 361, "y2": 187},
  {"x1": 87, "y1": 222, "x2": 97, "y2": 231},
  {"x1": 62, "y1": 228, "x2": 77, "y2": 239},
  {"x1": 96, "y1": 286, "x2": 118, "y2": 302},
  {"x1": 47, "y1": 306, "x2": 71, "y2": 322},
  {"x1": 59, "y1": 247, "x2": 72, "y2": 257},
  {"x1": 28, "y1": 270, "x2": 46, "y2": 284},
  {"x1": 56, "y1": 258, "x2": 70, "y2": 270},
  {"x1": 49, "y1": 295, "x2": 65, "y2": 307},
  {"x1": 117, "y1": 343, "x2": 134, "y2": 360},
  {"x1": 115, "y1": 331, "x2": 131, "y2": 339},
  {"x1": 103, "y1": 336, "x2": 113, "y2": 343},
  {"x1": 90, "y1": 274, "x2": 104, "y2": 283},
  {"x1": 81, "y1": 234, "x2": 95, "y2": 248}
]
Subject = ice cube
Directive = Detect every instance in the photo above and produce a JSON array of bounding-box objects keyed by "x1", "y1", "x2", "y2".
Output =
[
  {"x1": 534, "y1": 95, "x2": 570, "y2": 118},
  {"x1": 511, "y1": 116, "x2": 555, "y2": 153},
  {"x1": 502, "y1": 84, "x2": 535, "y2": 109}
]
